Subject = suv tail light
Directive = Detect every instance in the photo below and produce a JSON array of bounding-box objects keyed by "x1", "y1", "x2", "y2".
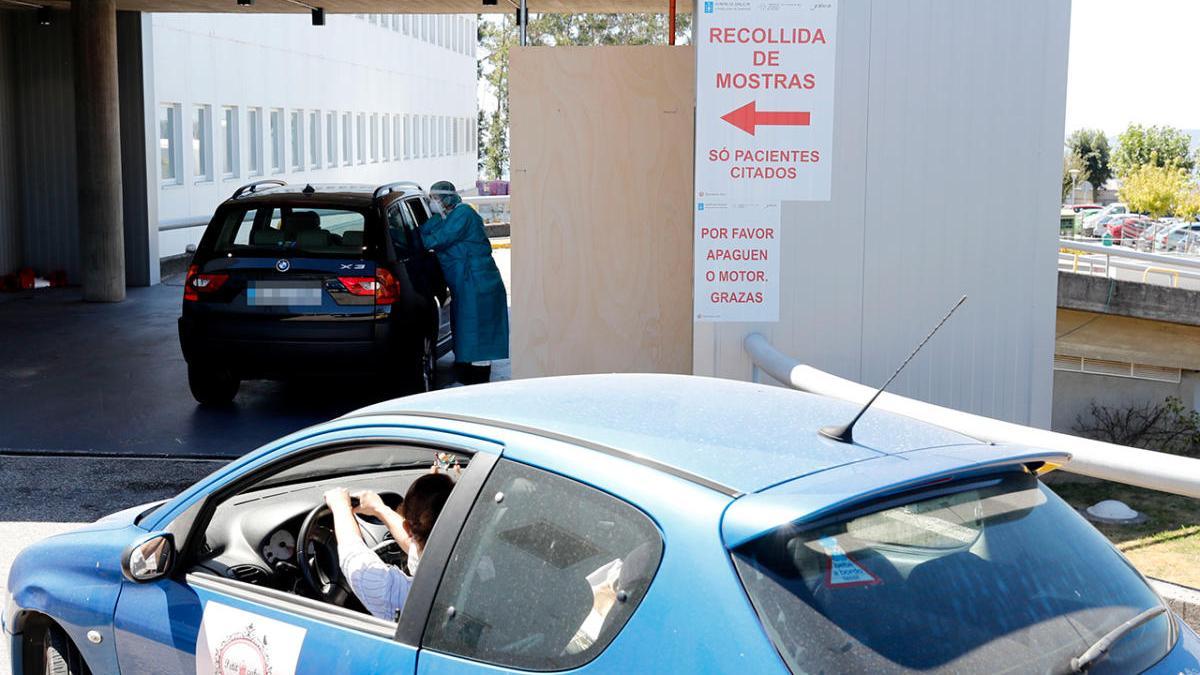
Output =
[
  {"x1": 184, "y1": 264, "x2": 229, "y2": 302},
  {"x1": 337, "y1": 276, "x2": 379, "y2": 296},
  {"x1": 375, "y1": 268, "x2": 400, "y2": 305},
  {"x1": 337, "y1": 269, "x2": 400, "y2": 305}
]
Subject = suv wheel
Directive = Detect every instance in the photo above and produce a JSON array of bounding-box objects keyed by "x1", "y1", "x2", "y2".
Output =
[{"x1": 187, "y1": 363, "x2": 240, "y2": 405}]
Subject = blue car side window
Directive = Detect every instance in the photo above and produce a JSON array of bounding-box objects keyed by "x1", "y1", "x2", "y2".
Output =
[{"x1": 423, "y1": 460, "x2": 663, "y2": 671}]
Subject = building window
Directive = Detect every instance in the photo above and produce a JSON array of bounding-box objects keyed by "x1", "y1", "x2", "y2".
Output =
[
  {"x1": 368, "y1": 13, "x2": 377, "y2": 24},
  {"x1": 342, "y1": 112, "x2": 353, "y2": 166},
  {"x1": 248, "y1": 107, "x2": 263, "y2": 176},
  {"x1": 402, "y1": 14, "x2": 410, "y2": 35},
  {"x1": 193, "y1": 104, "x2": 213, "y2": 182},
  {"x1": 221, "y1": 106, "x2": 239, "y2": 179},
  {"x1": 326, "y1": 111, "x2": 337, "y2": 167},
  {"x1": 403, "y1": 114, "x2": 412, "y2": 159},
  {"x1": 270, "y1": 108, "x2": 284, "y2": 174},
  {"x1": 357, "y1": 113, "x2": 366, "y2": 164},
  {"x1": 382, "y1": 114, "x2": 391, "y2": 162},
  {"x1": 158, "y1": 103, "x2": 182, "y2": 185},
  {"x1": 309, "y1": 110, "x2": 321, "y2": 169},
  {"x1": 423, "y1": 115, "x2": 431, "y2": 158},
  {"x1": 370, "y1": 113, "x2": 379, "y2": 163},
  {"x1": 393, "y1": 115, "x2": 402, "y2": 160},
  {"x1": 290, "y1": 110, "x2": 304, "y2": 172}
]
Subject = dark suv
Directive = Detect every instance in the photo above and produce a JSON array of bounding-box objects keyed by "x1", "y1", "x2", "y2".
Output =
[{"x1": 178, "y1": 180, "x2": 451, "y2": 405}]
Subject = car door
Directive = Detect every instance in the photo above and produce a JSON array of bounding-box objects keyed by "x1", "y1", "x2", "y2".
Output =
[
  {"x1": 414, "y1": 458, "x2": 664, "y2": 674},
  {"x1": 403, "y1": 196, "x2": 452, "y2": 346},
  {"x1": 110, "y1": 437, "x2": 499, "y2": 675}
]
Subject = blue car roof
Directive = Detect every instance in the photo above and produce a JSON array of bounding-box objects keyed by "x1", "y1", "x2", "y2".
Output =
[{"x1": 351, "y1": 374, "x2": 979, "y2": 496}]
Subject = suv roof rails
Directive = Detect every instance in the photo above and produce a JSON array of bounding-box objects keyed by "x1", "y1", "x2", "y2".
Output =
[
  {"x1": 373, "y1": 181, "x2": 424, "y2": 200},
  {"x1": 232, "y1": 179, "x2": 288, "y2": 200}
]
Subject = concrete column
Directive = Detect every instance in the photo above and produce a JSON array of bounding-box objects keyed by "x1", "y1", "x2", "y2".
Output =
[{"x1": 73, "y1": 0, "x2": 125, "y2": 301}]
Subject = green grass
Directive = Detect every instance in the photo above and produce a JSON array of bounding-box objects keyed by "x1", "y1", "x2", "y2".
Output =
[{"x1": 1043, "y1": 474, "x2": 1200, "y2": 588}]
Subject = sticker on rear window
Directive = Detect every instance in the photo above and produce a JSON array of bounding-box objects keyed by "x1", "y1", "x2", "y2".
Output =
[{"x1": 817, "y1": 536, "x2": 881, "y2": 588}]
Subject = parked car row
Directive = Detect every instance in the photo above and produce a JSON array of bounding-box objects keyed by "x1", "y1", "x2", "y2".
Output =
[{"x1": 1067, "y1": 202, "x2": 1200, "y2": 254}]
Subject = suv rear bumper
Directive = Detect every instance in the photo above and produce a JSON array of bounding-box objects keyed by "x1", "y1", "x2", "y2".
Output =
[{"x1": 179, "y1": 316, "x2": 394, "y2": 377}]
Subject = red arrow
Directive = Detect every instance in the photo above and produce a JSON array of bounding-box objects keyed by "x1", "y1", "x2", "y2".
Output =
[{"x1": 721, "y1": 100, "x2": 811, "y2": 136}]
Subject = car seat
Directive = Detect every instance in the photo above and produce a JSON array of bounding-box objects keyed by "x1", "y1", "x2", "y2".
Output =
[
  {"x1": 341, "y1": 230, "x2": 365, "y2": 249},
  {"x1": 250, "y1": 229, "x2": 285, "y2": 247},
  {"x1": 283, "y1": 211, "x2": 321, "y2": 240}
]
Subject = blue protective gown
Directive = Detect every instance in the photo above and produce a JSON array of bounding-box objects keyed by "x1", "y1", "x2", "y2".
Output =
[{"x1": 419, "y1": 204, "x2": 510, "y2": 363}]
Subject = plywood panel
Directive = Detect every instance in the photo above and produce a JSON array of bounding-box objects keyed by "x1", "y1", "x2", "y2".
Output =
[{"x1": 510, "y1": 46, "x2": 694, "y2": 378}]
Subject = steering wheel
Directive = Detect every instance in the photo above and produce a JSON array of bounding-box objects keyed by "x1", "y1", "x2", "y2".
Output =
[{"x1": 296, "y1": 504, "x2": 354, "y2": 605}]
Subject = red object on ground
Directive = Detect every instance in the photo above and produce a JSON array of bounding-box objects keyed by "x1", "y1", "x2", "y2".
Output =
[
  {"x1": 17, "y1": 268, "x2": 35, "y2": 290},
  {"x1": 49, "y1": 270, "x2": 68, "y2": 287}
]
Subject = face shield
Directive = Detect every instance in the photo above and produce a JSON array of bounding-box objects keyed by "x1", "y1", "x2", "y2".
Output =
[{"x1": 428, "y1": 184, "x2": 462, "y2": 215}]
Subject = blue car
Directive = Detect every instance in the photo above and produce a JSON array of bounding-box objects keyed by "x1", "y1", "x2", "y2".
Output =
[{"x1": 6, "y1": 375, "x2": 1199, "y2": 674}]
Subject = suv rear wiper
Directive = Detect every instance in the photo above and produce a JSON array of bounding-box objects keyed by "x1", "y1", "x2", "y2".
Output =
[{"x1": 1070, "y1": 605, "x2": 1167, "y2": 672}]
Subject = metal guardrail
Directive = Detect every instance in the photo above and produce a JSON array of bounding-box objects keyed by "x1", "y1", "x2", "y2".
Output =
[
  {"x1": 744, "y1": 332, "x2": 1200, "y2": 499},
  {"x1": 465, "y1": 194, "x2": 510, "y2": 225},
  {"x1": 1060, "y1": 238, "x2": 1200, "y2": 272},
  {"x1": 158, "y1": 216, "x2": 210, "y2": 233}
]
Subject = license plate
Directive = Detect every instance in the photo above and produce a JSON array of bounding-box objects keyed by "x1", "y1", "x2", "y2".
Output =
[{"x1": 248, "y1": 281, "x2": 323, "y2": 306}]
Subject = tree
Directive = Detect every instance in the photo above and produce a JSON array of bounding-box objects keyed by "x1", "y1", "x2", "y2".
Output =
[
  {"x1": 1062, "y1": 152, "x2": 1085, "y2": 202},
  {"x1": 477, "y1": 13, "x2": 692, "y2": 179},
  {"x1": 1176, "y1": 190, "x2": 1200, "y2": 221},
  {"x1": 1111, "y1": 123, "x2": 1194, "y2": 177},
  {"x1": 1118, "y1": 163, "x2": 1192, "y2": 218},
  {"x1": 1066, "y1": 128, "x2": 1112, "y2": 194}
]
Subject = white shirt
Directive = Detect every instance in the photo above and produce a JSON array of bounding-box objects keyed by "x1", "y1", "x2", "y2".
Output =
[{"x1": 338, "y1": 536, "x2": 412, "y2": 622}]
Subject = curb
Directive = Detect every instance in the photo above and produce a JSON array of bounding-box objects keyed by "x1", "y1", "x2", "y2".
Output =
[{"x1": 1150, "y1": 578, "x2": 1200, "y2": 632}]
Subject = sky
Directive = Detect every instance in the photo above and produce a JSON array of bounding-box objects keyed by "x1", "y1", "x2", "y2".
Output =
[{"x1": 1066, "y1": 0, "x2": 1200, "y2": 136}]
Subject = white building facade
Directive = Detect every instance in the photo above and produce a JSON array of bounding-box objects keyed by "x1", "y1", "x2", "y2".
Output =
[{"x1": 152, "y1": 12, "x2": 478, "y2": 257}]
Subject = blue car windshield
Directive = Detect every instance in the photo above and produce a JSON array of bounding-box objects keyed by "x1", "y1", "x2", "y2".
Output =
[{"x1": 731, "y1": 473, "x2": 1174, "y2": 674}]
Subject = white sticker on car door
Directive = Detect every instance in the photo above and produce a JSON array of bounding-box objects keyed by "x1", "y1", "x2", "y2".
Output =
[{"x1": 195, "y1": 601, "x2": 307, "y2": 675}]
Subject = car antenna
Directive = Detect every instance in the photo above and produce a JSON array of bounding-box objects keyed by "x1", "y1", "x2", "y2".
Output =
[{"x1": 819, "y1": 295, "x2": 968, "y2": 445}]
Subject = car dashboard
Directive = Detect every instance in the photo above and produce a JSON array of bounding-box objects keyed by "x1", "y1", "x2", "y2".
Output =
[{"x1": 192, "y1": 470, "x2": 412, "y2": 599}]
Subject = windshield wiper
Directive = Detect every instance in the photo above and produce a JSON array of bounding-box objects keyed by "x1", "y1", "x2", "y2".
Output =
[{"x1": 1070, "y1": 605, "x2": 1167, "y2": 672}]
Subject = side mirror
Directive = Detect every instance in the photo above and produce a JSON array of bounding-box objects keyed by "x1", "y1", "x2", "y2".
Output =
[{"x1": 121, "y1": 532, "x2": 175, "y2": 583}]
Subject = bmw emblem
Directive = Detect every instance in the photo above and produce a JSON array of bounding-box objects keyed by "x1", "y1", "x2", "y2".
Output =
[{"x1": 275, "y1": 259, "x2": 290, "y2": 272}]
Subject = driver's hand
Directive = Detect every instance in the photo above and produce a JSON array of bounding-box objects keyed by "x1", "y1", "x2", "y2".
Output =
[
  {"x1": 351, "y1": 490, "x2": 388, "y2": 517},
  {"x1": 323, "y1": 487, "x2": 352, "y2": 512}
]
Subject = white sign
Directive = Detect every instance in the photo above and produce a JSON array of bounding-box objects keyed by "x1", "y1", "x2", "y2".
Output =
[
  {"x1": 694, "y1": 0, "x2": 838, "y2": 322},
  {"x1": 196, "y1": 601, "x2": 307, "y2": 675}
]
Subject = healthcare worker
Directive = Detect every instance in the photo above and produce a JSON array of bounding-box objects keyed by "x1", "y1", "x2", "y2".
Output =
[{"x1": 421, "y1": 181, "x2": 509, "y2": 384}]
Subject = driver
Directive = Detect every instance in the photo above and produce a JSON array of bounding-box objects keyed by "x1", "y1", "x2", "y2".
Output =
[{"x1": 323, "y1": 471, "x2": 454, "y2": 621}]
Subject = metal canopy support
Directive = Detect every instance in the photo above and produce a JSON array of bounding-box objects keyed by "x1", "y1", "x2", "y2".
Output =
[{"x1": 517, "y1": 0, "x2": 527, "y2": 45}]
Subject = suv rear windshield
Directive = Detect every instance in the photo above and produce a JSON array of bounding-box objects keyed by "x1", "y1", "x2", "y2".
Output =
[
  {"x1": 204, "y1": 204, "x2": 374, "y2": 258},
  {"x1": 732, "y1": 473, "x2": 1174, "y2": 674}
]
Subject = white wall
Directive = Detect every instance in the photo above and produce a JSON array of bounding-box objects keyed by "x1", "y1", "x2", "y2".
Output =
[
  {"x1": 694, "y1": 0, "x2": 1071, "y2": 428},
  {"x1": 151, "y1": 12, "x2": 478, "y2": 257}
]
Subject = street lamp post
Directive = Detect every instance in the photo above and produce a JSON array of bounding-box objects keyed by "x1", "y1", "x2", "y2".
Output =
[{"x1": 1069, "y1": 168, "x2": 1081, "y2": 206}]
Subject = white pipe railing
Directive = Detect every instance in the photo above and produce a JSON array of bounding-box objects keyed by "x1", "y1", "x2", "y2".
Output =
[
  {"x1": 745, "y1": 333, "x2": 1200, "y2": 499},
  {"x1": 1061, "y1": 238, "x2": 1200, "y2": 272}
]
